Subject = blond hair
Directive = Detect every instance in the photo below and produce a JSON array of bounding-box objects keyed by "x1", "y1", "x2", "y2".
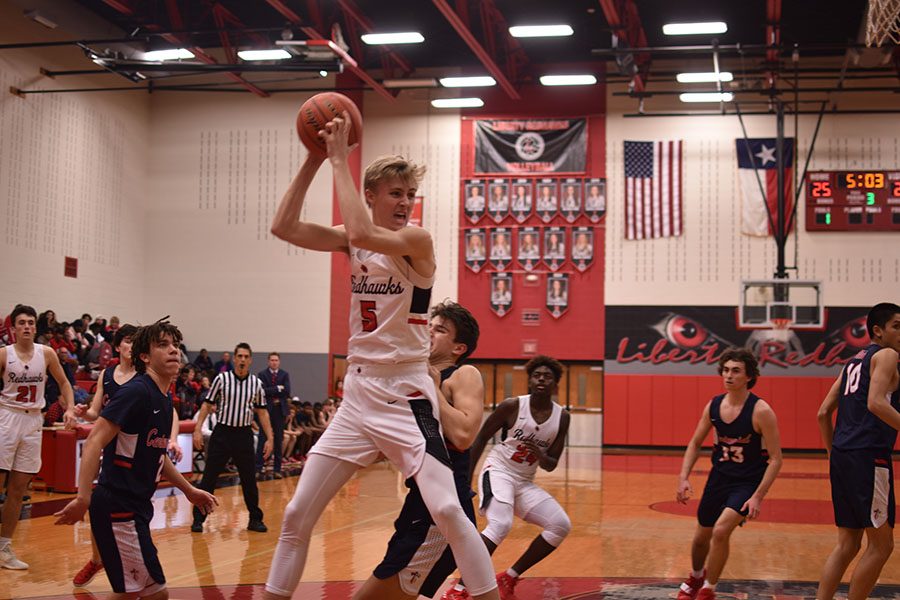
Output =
[{"x1": 363, "y1": 155, "x2": 426, "y2": 193}]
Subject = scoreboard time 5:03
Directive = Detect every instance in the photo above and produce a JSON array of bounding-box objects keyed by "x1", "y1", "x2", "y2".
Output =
[{"x1": 806, "y1": 170, "x2": 900, "y2": 231}]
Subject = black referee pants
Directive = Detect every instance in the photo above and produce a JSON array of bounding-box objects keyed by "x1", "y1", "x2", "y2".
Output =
[{"x1": 193, "y1": 424, "x2": 263, "y2": 524}]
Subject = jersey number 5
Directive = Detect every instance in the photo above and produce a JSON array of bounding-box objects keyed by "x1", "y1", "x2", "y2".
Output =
[
  {"x1": 360, "y1": 301, "x2": 378, "y2": 332},
  {"x1": 15, "y1": 385, "x2": 37, "y2": 404},
  {"x1": 510, "y1": 444, "x2": 538, "y2": 466}
]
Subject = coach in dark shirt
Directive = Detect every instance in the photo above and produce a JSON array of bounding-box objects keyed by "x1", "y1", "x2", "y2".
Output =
[
  {"x1": 257, "y1": 352, "x2": 291, "y2": 478},
  {"x1": 192, "y1": 342, "x2": 273, "y2": 533}
]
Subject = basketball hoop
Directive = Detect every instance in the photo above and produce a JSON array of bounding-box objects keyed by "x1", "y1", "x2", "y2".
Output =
[
  {"x1": 771, "y1": 318, "x2": 793, "y2": 331},
  {"x1": 866, "y1": 0, "x2": 900, "y2": 46}
]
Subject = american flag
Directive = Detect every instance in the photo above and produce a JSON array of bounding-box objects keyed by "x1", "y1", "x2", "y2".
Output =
[{"x1": 624, "y1": 140, "x2": 683, "y2": 240}]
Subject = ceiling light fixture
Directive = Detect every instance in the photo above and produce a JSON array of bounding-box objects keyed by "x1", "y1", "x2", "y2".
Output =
[
  {"x1": 142, "y1": 48, "x2": 195, "y2": 61},
  {"x1": 539, "y1": 74, "x2": 597, "y2": 86},
  {"x1": 238, "y1": 49, "x2": 291, "y2": 61},
  {"x1": 382, "y1": 78, "x2": 438, "y2": 89},
  {"x1": 431, "y1": 97, "x2": 484, "y2": 108},
  {"x1": 24, "y1": 9, "x2": 57, "y2": 29},
  {"x1": 509, "y1": 25, "x2": 574, "y2": 38},
  {"x1": 663, "y1": 22, "x2": 727, "y2": 35},
  {"x1": 679, "y1": 92, "x2": 734, "y2": 103},
  {"x1": 676, "y1": 71, "x2": 734, "y2": 83},
  {"x1": 361, "y1": 32, "x2": 424, "y2": 45},
  {"x1": 439, "y1": 76, "x2": 496, "y2": 88}
]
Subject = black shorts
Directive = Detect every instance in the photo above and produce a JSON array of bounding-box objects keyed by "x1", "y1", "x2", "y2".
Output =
[
  {"x1": 697, "y1": 469, "x2": 763, "y2": 527},
  {"x1": 373, "y1": 457, "x2": 475, "y2": 598},
  {"x1": 830, "y1": 446, "x2": 895, "y2": 529},
  {"x1": 90, "y1": 486, "x2": 165, "y2": 595}
]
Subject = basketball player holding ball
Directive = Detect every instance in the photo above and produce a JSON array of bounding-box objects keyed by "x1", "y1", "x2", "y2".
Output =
[{"x1": 264, "y1": 96, "x2": 499, "y2": 600}]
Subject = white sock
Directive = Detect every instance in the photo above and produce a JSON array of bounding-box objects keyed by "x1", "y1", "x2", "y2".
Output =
[
  {"x1": 0, "y1": 537, "x2": 10, "y2": 550},
  {"x1": 691, "y1": 569, "x2": 704, "y2": 578},
  {"x1": 506, "y1": 567, "x2": 519, "y2": 579},
  {"x1": 702, "y1": 581, "x2": 715, "y2": 590}
]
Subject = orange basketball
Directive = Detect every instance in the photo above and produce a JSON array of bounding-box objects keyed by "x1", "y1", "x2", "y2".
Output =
[{"x1": 295, "y1": 92, "x2": 362, "y2": 157}]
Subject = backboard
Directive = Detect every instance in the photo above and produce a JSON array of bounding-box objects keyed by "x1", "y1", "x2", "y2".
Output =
[{"x1": 739, "y1": 279, "x2": 824, "y2": 329}]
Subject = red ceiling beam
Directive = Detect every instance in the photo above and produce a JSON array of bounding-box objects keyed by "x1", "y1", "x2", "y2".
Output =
[
  {"x1": 163, "y1": 1, "x2": 267, "y2": 97},
  {"x1": 598, "y1": 0, "x2": 649, "y2": 92},
  {"x1": 336, "y1": 0, "x2": 413, "y2": 75},
  {"x1": 101, "y1": 0, "x2": 134, "y2": 16},
  {"x1": 212, "y1": 6, "x2": 237, "y2": 64},
  {"x1": 263, "y1": 0, "x2": 395, "y2": 101},
  {"x1": 432, "y1": 0, "x2": 520, "y2": 100},
  {"x1": 103, "y1": 1, "x2": 269, "y2": 97},
  {"x1": 156, "y1": 31, "x2": 269, "y2": 97}
]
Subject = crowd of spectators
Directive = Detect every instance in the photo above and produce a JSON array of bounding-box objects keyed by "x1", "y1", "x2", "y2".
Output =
[{"x1": 0, "y1": 307, "x2": 339, "y2": 469}]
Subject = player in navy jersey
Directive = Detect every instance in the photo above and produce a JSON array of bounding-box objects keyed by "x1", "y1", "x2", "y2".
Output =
[
  {"x1": 353, "y1": 301, "x2": 483, "y2": 600},
  {"x1": 816, "y1": 302, "x2": 900, "y2": 600},
  {"x1": 675, "y1": 348, "x2": 783, "y2": 600},
  {"x1": 55, "y1": 319, "x2": 217, "y2": 600}
]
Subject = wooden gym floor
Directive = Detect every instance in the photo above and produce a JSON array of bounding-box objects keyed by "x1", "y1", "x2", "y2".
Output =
[{"x1": 4, "y1": 448, "x2": 900, "y2": 600}]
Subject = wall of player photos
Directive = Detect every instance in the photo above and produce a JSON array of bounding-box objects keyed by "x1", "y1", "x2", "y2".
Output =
[{"x1": 457, "y1": 112, "x2": 606, "y2": 361}]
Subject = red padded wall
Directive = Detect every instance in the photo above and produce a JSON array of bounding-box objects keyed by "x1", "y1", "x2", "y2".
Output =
[{"x1": 601, "y1": 373, "x2": 888, "y2": 451}]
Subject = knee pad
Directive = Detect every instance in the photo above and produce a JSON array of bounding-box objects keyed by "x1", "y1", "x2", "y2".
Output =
[
  {"x1": 279, "y1": 501, "x2": 313, "y2": 544},
  {"x1": 540, "y1": 512, "x2": 571, "y2": 547},
  {"x1": 481, "y1": 502, "x2": 514, "y2": 545}
]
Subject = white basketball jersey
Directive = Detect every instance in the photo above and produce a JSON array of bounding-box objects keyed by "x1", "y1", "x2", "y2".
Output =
[
  {"x1": 1, "y1": 344, "x2": 48, "y2": 410},
  {"x1": 484, "y1": 395, "x2": 563, "y2": 481},
  {"x1": 347, "y1": 243, "x2": 434, "y2": 365}
]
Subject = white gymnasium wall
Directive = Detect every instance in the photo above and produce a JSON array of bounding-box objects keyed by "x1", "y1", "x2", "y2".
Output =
[
  {"x1": 0, "y1": 0, "x2": 149, "y2": 321},
  {"x1": 361, "y1": 90, "x2": 462, "y2": 304},
  {"x1": 605, "y1": 108, "x2": 900, "y2": 306},
  {"x1": 143, "y1": 88, "x2": 462, "y2": 353},
  {"x1": 143, "y1": 91, "x2": 332, "y2": 352}
]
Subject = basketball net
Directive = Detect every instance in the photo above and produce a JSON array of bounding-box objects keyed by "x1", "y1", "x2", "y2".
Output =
[
  {"x1": 771, "y1": 317, "x2": 793, "y2": 331},
  {"x1": 866, "y1": 0, "x2": 900, "y2": 46}
]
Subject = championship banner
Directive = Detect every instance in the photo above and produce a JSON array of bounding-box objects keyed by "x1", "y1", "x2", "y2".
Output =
[
  {"x1": 560, "y1": 178, "x2": 582, "y2": 222},
  {"x1": 585, "y1": 178, "x2": 606, "y2": 222},
  {"x1": 463, "y1": 179, "x2": 486, "y2": 223},
  {"x1": 543, "y1": 226, "x2": 566, "y2": 271},
  {"x1": 488, "y1": 178, "x2": 510, "y2": 223},
  {"x1": 464, "y1": 228, "x2": 486, "y2": 272},
  {"x1": 517, "y1": 226, "x2": 541, "y2": 271},
  {"x1": 511, "y1": 178, "x2": 532, "y2": 222},
  {"x1": 571, "y1": 226, "x2": 594, "y2": 272},
  {"x1": 490, "y1": 272, "x2": 513, "y2": 317},
  {"x1": 489, "y1": 227, "x2": 513, "y2": 271},
  {"x1": 546, "y1": 273, "x2": 569, "y2": 319},
  {"x1": 474, "y1": 118, "x2": 587, "y2": 174},
  {"x1": 536, "y1": 178, "x2": 558, "y2": 223}
]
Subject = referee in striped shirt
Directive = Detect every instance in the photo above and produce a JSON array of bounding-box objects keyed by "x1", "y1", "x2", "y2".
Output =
[{"x1": 191, "y1": 342, "x2": 273, "y2": 533}]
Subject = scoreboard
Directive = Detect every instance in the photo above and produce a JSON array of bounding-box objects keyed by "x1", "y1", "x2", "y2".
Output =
[{"x1": 805, "y1": 170, "x2": 900, "y2": 231}]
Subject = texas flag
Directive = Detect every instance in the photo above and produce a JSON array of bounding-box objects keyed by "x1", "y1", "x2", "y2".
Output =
[{"x1": 735, "y1": 138, "x2": 794, "y2": 237}]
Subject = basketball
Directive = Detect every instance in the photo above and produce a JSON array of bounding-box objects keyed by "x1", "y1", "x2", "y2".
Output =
[{"x1": 295, "y1": 92, "x2": 363, "y2": 157}]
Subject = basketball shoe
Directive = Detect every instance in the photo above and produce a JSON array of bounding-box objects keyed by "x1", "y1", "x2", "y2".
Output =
[
  {"x1": 676, "y1": 570, "x2": 706, "y2": 600},
  {"x1": 440, "y1": 585, "x2": 471, "y2": 600},
  {"x1": 496, "y1": 572, "x2": 519, "y2": 600},
  {"x1": 73, "y1": 560, "x2": 104, "y2": 586}
]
